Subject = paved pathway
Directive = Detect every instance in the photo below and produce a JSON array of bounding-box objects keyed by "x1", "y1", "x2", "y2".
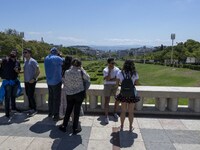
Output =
[{"x1": 0, "y1": 112, "x2": 200, "y2": 150}]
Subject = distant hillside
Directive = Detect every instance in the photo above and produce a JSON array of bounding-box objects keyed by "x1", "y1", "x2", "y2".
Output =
[{"x1": 90, "y1": 45, "x2": 145, "y2": 51}]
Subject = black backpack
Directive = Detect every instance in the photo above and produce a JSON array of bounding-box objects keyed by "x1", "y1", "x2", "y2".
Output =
[{"x1": 120, "y1": 72, "x2": 136, "y2": 97}]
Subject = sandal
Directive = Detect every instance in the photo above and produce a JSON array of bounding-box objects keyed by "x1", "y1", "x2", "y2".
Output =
[{"x1": 129, "y1": 126, "x2": 134, "y2": 131}]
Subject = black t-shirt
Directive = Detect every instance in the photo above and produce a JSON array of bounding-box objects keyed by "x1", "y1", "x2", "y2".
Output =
[{"x1": 0, "y1": 58, "x2": 21, "y2": 80}]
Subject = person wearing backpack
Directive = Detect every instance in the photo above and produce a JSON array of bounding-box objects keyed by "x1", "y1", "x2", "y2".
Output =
[{"x1": 115, "y1": 60, "x2": 140, "y2": 131}]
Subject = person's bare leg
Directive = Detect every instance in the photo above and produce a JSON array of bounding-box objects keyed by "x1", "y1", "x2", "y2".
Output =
[
  {"x1": 114, "y1": 100, "x2": 119, "y2": 113},
  {"x1": 128, "y1": 103, "x2": 135, "y2": 131},
  {"x1": 120, "y1": 102, "x2": 127, "y2": 130}
]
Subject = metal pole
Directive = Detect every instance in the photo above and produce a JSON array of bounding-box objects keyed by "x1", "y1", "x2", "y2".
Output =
[
  {"x1": 171, "y1": 39, "x2": 174, "y2": 65},
  {"x1": 22, "y1": 37, "x2": 24, "y2": 62},
  {"x1": 170, "y1": 33, "x2": 175, "y2": 66},
  {"x1": 20, "y1": 32, "x2": 24, "y2": 62}
]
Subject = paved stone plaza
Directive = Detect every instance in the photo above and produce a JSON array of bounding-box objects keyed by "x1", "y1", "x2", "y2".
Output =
[{"x1": 0, "y1": 112, "x2": 200, "y2": 150}]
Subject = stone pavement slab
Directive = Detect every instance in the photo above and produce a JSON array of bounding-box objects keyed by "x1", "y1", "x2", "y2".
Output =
[{"x1": 0, "y1": 113, "x2": 200, "y2": 150}]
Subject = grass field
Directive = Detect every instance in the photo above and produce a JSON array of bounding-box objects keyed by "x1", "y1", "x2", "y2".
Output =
[
  {"x1": 16, "y1": 61, "x2": 200, "y2": 87},
  {"x1": 2, "y1": 60, "x2": 200, "y2": 105}
]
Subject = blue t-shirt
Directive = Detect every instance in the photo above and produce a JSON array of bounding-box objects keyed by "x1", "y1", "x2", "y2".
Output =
[{"x1": 44, "y1": 54, "x2": 63, "y2": 85}]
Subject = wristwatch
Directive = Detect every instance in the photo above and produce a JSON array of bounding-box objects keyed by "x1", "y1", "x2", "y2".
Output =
[{"x1": 33, "y1": 78, "x2": 36, "y2": 81}]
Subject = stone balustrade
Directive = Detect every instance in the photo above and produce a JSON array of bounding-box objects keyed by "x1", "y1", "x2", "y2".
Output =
[{"x1": 13, "y1": 83, "x2": 200, "y2": 115}]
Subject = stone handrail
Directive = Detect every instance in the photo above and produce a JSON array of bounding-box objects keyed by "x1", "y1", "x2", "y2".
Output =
[{"x1": 8, "y1": 83, "x2": 200, "y2": 115}]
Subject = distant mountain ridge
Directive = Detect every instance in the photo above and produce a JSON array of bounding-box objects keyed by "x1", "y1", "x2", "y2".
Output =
[
  {"x1": 68, "y1": 45, "x2": 154, "y2": 51},
  {"x1": 90, "y1": 45, "x2": 152, "y2": 51}
]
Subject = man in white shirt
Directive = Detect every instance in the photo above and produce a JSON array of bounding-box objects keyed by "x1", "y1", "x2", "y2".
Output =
[{"x1": 103, "y1": 58, "x2": 120, "y2": 124}]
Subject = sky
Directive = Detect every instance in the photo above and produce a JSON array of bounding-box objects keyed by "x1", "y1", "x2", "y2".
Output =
[{"x1": 0, "y1": 0, "x2": 200, "y2": 47}]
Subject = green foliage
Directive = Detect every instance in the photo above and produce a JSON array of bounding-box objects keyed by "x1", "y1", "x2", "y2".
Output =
[
  {"x1": 0, "y1": 29, "x2": 90, "y2": 61},
  {"x1": 147, "y1": 39, "x2": 200, "y2": 63}
]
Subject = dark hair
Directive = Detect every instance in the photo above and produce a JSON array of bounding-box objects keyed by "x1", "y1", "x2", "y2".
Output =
[
  {"x1": 11, "y1": 49, "x2": 18, "y2": 54},
  {"x1": 23, "y1": 48, "x2": 32, "y2": 54},
  {"x1": 107, "y1": 57, "x2": 115, "y2": 64},
  {"x1": 71, "y1": 58, "x2": 82, "y2": 67},
  {"x1": 122, "y1": 60, "x2": 136, "y2": 76},
  {"x1": 62, "y1": 55, "x2": 73, "y2": 76}
]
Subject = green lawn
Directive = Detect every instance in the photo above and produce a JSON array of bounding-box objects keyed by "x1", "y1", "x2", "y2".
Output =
[
  {"x1": 15, "y1": 61, "x2": 200, "y2": 87},
  {"x1": 2, "y1": 60, "x2": 200, "y2": 105},
  {"x1": 135, "y1": 63, "x2": 200, "y2": 87}
]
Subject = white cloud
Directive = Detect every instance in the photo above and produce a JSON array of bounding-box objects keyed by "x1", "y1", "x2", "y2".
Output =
[{"x1": 27, "y1": 31, "x2": 53, "y2": 35}]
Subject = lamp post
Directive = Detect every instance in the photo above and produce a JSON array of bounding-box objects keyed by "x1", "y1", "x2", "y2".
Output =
[
  {"x1": 170, "y1": 33, "x2": 175, "y2": 66},
  {"x1": 20, "y1": 32, "x2": 24, "y2": 62}
]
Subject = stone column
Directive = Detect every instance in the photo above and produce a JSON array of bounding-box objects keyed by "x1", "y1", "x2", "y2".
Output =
[
  {"x1": 167, "y1": 98, "x2": 178, "y2": 112},
  {"x1": 193, "y1": 98, "x2": 200, "y2": 112},
  {"x1": 23, "y1": 93, "x2": 29, "y2": 109},
  {"x1": 35, "y1": 93, "x2": 41, "y2": 109},
  {"x1": 89, "y1": 95, "x2": 97, "y2": 109},
  {"x1": 155, "y1": 97, "x2": 166, "y2": 111},
  {"x1": 188, "y1": 98, "x2": 194, "y2": 111},
  {"x1": 101, "y1": 96, "x2": 105, "y2": 109},
  {"x1": 135, "y1": 97, "x2": 143, "y2": 110}
]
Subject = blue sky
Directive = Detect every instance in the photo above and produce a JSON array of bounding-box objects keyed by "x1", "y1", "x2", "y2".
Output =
[{"x1": 0, "y1": 0, "x2": 200, "y2": 46}]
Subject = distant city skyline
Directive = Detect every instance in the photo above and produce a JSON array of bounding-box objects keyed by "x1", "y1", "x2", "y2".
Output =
[{"x1": 0, "y1": 0, "x2": 200, "y2": 46}]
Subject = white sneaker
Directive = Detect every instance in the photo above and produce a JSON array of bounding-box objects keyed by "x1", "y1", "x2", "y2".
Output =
[
  {"x1": 113, "y1": 113, "x2": 119, "y2": 119},
  {"x1": 105, "y1": 117, "x2": 109, "y2": 124}
]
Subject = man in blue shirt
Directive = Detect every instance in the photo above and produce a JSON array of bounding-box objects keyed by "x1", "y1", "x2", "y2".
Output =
[{"x1": 44, "y1": 47, "x2": 63, "y2": 121}]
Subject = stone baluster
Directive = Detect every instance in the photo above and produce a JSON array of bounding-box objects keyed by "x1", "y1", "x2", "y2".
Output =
[
  {"x1": 188, "y1": 98, "x2": 194, "y2": 111},
  {"x1": 135, "y1": 97, "x2": 143, "y2": 110},
  {"x1": 167, "y1": 98, "x2": 178, "y2": 112},
  {"x1": 89, "y1": 95, "x2": 97, "y2": 109},
  {"x1": 35, "y1": 93, "x2": 42, "y2": 109},
  {"x1": 193, "y1": 98, "x2": 200, "y2": 112},
  {"x1": 155, "y1": 97, "x2": 166, "y2": 111},
  {"x1": 101, "y1": 96, "x2": 105, "y2": 109},
  {"x1": 23, "y1": 93, "x2": 29, "y2": 109}
]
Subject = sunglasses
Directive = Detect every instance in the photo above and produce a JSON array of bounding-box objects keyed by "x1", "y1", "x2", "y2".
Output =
[
  {"x1": 23, "y1": 52, "x2": 28, "y2": 54},
  {"x1": 110, "y1": 62, "x2": 115, "y2": 65}
]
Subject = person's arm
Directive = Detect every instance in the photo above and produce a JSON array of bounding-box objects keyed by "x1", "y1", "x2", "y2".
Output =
[
  {"x1": 134, "y1": 79, "x2": 140, "y2": 85},
  {"x1": 34, "y1": 66, "x2": 40, "y2": 79},
  {"x1": 103, "y1": 69, "x2": 112, "y2": 81},
  {"x1": 14, "y1": 61, "x2": 21, "y2": 73},
  {"x1": 81, "y1": 67, "x2": 90, "y2": 81},
  {"x1": 29, "y1": 61, "x2": 40, "y2": 83},
  {"x1": 134, "y1": 73, "x2": 140, "y2": 85}
]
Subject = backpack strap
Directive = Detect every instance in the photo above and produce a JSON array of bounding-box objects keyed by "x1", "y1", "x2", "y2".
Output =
[
  {"x1": 122, "y1": 71, "x2": 131, "y2": 79},
  {"x1": 121, "y1": 71, "x2": 125, "y2": 79}
]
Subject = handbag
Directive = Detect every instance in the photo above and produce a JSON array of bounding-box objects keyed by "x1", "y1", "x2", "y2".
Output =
[{"x1": 81, "y1": 71, "x2": 91, "y2": 91}]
